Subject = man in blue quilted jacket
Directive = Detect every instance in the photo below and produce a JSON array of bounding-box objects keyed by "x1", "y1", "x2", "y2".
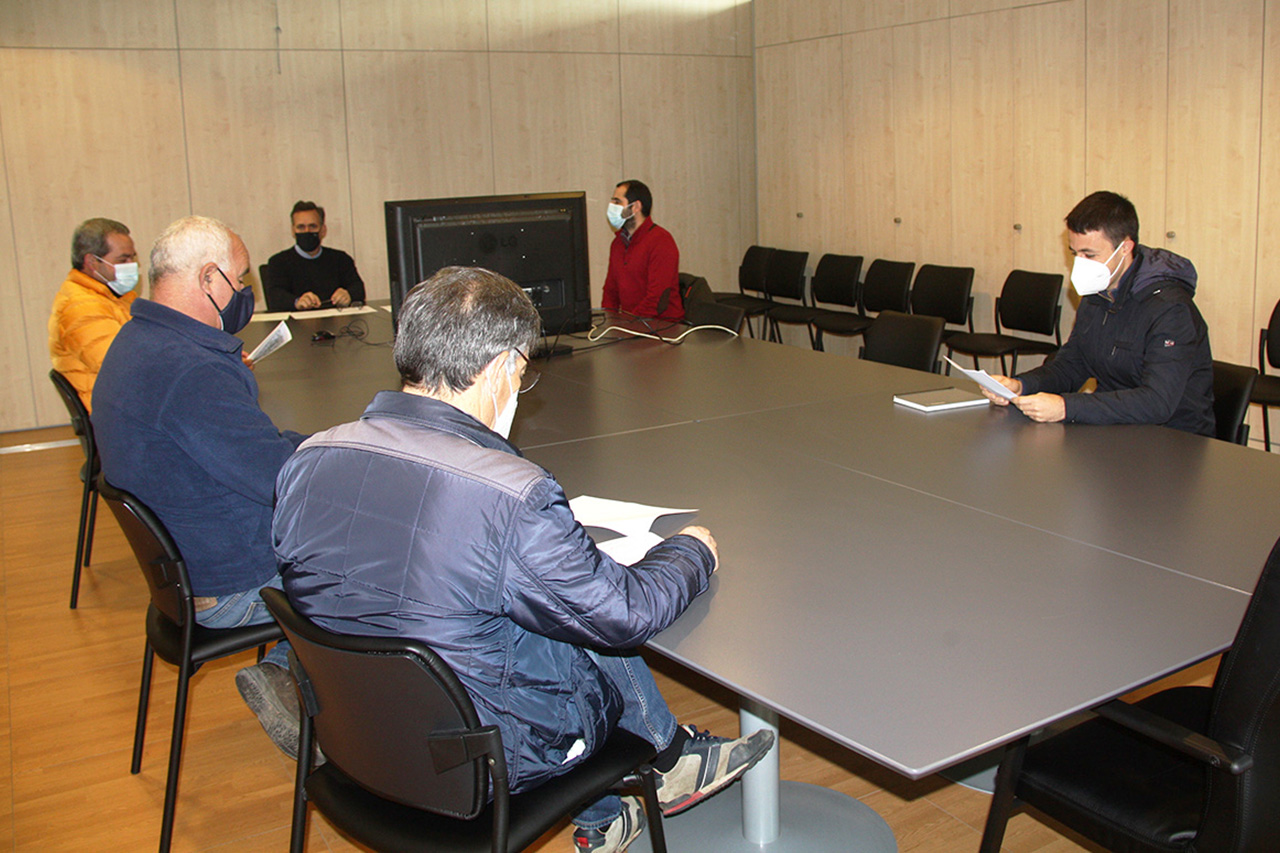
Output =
[{"x1": 273, "y1": 266, "x2": 773, "y2": 853}]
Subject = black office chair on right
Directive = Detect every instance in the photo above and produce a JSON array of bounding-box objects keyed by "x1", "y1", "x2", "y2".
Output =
[
  {"x1": 946, "y1": 270, "x2": 1063, "y2": 375},
  {"x1": 98, "y1": 477, "x2": 284, "y2": 853},
  {"x1": 978, "y1": 532, "x2": 1280, "y2": 853},
  {"x1": 713, "y1": 245, "x2": 776, "y2": 338},
  {"x1": 260, "y1": 588, "x2": 669, "y2": 853},
  {"x1": 1251, "y1": 297, "x2": 1280, "y2": 450},
  {"x1": 48, "y1": 368, "x2": 100, "y2": 609},
  {"x1": 859, "y1": 310, "x2": 945, "y2": 374},
  {"x1": 1213, "y1": 360, "x2": 1257, "y2": 446},
  {"x1": 812, "y1": 258, "x2": 914, "y2": 352}
]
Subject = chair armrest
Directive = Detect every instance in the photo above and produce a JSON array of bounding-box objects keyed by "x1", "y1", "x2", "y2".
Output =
[{"x1": 1095, "y1": 700, "x2": 1253, "y2": 775}]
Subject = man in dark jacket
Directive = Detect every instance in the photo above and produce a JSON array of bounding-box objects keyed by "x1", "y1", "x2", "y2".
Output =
[
  {"x1": 983, "y1": 191, "x2": 1214, "y2": 436},
  {"x1": 273, "y1": 266, "x2": 773, "y2": 853}
]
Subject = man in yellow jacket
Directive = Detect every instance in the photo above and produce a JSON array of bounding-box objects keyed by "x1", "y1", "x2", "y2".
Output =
[{"x1": 48, "y1": 218, "x2": 139, "y2": 412}]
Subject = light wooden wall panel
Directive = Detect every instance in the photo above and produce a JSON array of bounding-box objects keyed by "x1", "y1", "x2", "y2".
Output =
[
  {"x1": 1084, "y1": 0, "x2": 1168, "y2": 245},
  {"x1": 843, "y1": 30, "x2": 897, "y2": 262},
  {"x1": 754, "y1": 0, "x2": 842, "y2": 47},
  {"x1": 0, "y1": 133, "x2": 35, "y2": 431},
  {"x1": 490, "y1": 53, "x2": 622, "y2": 303},
  {"x1": 949, "y1": 10, "x2": 1015, "y2": 299},
  {"x1": 949, "y1": 0, "x2": 1061, "y2": 15},
  {"x1": 339, "y1": 0, "x2": 488, "y2": 51},
  {"x1": 0, "y1": 49, "x2": 190, "y2": 426},
  {"x1": 1256, "y1": 0, "x2": 1280, "y2": 367},
  {"x1": 621, "y1": 0, "x2": 754, "y2": 56},
  {"x1": 488, "y1": 0, "x2": 618, "y2": 53},
  {"x1": 0, "y1": 0, "x2": 176, "y2": 49},
  {"x1": 180, "y1": 50, "x2": 352, "y2": 307},
  {"x1": 843, "y1": 0, "x2": 949, "y2": 33},
  {"x1": 755, "y1": 38, "x2": 845, "y2": 258},
  {"x1": 174, "y1": 0, "x2": 341, "y2": 50},
  {"x1": 1165, "y1": 0, "x2": 1264, "y2": 367},
  {"x1": 342, "y1": 51, "x2": 495, "y2": 300},
  {"x1": 891, "y1": 20, "x2": 952, "y2": 264},
  {"x1": 622, "y1": 54, "x2": 757, "y2": 296}
]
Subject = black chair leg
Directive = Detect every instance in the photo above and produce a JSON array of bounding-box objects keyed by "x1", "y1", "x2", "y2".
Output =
[
  {"x1": 814, "y1": 328, "x2": 825, "y2": 352},
  {"x1": 978, "y1": 737, "x2": 1028, "y2": 853},
  {"x1": 1010, "y1": 352, "x2": 1019, "y2": 376},
  {"x1": 638, "y1": 765, "x2": 668, "y2": 853},
  {"x1": 290, "y1": 713, "x2": 314, "y2": 853},
  {"x1": 71, "y1": 476, "x2": 93, "y2": 609},
  {"x1": 132, "y1": 643, "x2": 154, "y2": 774},
  {"x1": 1264, "y1": 405, "x2": 1271, "y2": 452},
  {"x1": 84, "y1": 488, "x2": 98, "y2": 568},
  {"x1": 159, "y1": 660, "x2": 195, "y2": 853}
]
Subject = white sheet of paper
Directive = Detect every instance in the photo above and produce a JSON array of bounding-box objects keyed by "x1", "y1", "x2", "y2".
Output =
[
  {"x1": 250, "y1": 311, "x2": 293, "y2": 323},
  {"x1": 247, "y1": 321, "x2": 292, "y2": 362},
  {"x1": 290, "y1": 305, "x2": 377, "y2": 319},
  {"x1": 944, "y1": 356, "x2": 1018, "y2": 400},
  {"x1": 595, "y1": 531, "x2": 665, "y2": 565},
  {"x1": 569, "y1": 495, "x2": 696, "y2": 539}
]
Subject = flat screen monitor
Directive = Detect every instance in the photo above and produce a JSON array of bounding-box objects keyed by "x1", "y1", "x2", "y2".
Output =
[{"x1": 385, "y1": 191, "x2": 593, "y2": 337}]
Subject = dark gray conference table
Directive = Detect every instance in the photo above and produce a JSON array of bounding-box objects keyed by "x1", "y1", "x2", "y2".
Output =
[{"x1": 241, "y1": 310, "x2": 1274, "y2": 851}]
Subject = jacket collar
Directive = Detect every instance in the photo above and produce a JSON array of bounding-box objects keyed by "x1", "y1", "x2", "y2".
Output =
[
  {"x1": 129, "y1": 298, "x2": 246, "y2": 355},
  {"x1": 360, "y1": 390, "x2": 522, "y2": 456},
  {"x1": 69, "y1": 268, "x2": 136, "y2": 303}
]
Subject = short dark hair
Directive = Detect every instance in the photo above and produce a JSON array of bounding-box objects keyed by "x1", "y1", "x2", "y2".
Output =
[
  {"x1": 290, "y1": 200, "x2": 325, "y2": 224},
  {"x1": 395, "y1": 266, "x2": 541, "y2": 394},
  {"x1": 71, "y1": 218, "x2": 129, "y2": 270},
  {"x1": 1066, "y1": 191, "x2": 1139, "y2": 248},
  {"x1": 618, "y1": 180, "x2": 653, "y2": 217}
]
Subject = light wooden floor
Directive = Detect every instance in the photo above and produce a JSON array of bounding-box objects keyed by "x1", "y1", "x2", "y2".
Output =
[{"x1": 0, "y1": 426, "x2": 1218, "y2": 852}]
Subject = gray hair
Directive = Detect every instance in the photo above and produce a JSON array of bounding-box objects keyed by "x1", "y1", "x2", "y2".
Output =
[
  {"x1": 395, "y1": 266, "x2": 541, "y2": 394},
  {"x1": 71, "y1": 218, "x2": 129, "y2": 270},
  {"x1": 149, "y1": 216, "x2": 234, "y2": 286}
]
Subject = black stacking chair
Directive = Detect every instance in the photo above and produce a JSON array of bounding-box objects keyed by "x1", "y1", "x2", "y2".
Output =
[
  {"x1": 796, "y1": 254, "x2": 865, "y2": 350},
  {"x1": 761, "y1": 249, "x2": 811, "y2": 344},
  {"x1": 48, "y1": 368, "x2": 100, "y2": 609},
  {"x1": 681, "y1": 273, "x2": 745, "y2": 332},
  {"x1": 909, "y1": 264, "x2": 975, "y2": 358},
  {"x1": 978, "y1": 533, "x2": 1280, "y2": 853},
  {"x1": 98, "y1": 477, "x2": 283, "y2": 853},
  {"x1": 946, "y1": 270, "x2": 1062, "y2": 375},
  {"x1": 260, "y1": 588, "x2": 669, "y2": 853},
  {"x1": 859, "y1": 311, "x2": 945, "y2": 374},
  {"x1": 713, "y1": 245, "x2": 775, "y2": 338},
  {"x1": 812, "y1": 259, "x2": 914, "y2": 351},
  {"x1": 1251, "y1": 298, "x2": 1280, "y2": 450},
  {"x1": 1213, "y1": 360, "x2": 1258, "y2": 446}
]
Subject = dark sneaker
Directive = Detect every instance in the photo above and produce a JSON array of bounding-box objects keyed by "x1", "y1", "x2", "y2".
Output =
[
  {"x1": 573, "y1": 795, "x2": 644, "y2": 853},
  {"x1": 235, "y1": 660, "x2": 302, "y2": 759},
  {"x1": 656, "y1": 725, "x2": 775, "y2": 815}
]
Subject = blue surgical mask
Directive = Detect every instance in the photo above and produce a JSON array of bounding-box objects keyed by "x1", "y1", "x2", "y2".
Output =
[
  {"x1": 95, "y1": 256, "x2": 140, "y2": 296},
  {"x1": 207, "y1": 268, "x2": 255, "y2": 334},
  {"x1": 607, "y1": 202, "x2": 632, "y2": 231}
]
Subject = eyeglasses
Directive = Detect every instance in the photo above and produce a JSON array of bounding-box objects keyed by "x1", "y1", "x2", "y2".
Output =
[{"x1": 514, "y1": 349, "x2": 541, "y2": 394}]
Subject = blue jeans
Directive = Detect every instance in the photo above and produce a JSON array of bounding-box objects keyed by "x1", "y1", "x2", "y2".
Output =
[
  {"x1": 573, "y1": 651, "x2": 678, "y2": 830},
  {"x1": 195, "y1": 574, "x2": 289, "y2": 667}
]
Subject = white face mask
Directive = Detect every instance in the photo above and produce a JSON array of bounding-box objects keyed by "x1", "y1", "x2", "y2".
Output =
[
  {"x1": 96, "y1": 257, "x2": 140, "y2": 296},
  {"x1": 606, "y1": 202, "x2": 631, "y2": 231},
  {"x1": 489, "y1": 352, "x2": 519, "y2": 440},
  {"x1": 1070, "y1": 241, "x2": 1125, "y2": 296}
]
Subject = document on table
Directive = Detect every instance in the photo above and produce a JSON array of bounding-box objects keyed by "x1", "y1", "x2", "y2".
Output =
[
  {"x1": 246, "y1": 321, "x2": 292, "y2": 362},
  {"x1": 943, "y1": 356, "x2": 1017, "y2": 400},
  {"x1": 569, "y1": 496, "x2": 697, "y2": 565},
  {"x1": 249, "y1": 305, "x2": 378, "y2": 322}
]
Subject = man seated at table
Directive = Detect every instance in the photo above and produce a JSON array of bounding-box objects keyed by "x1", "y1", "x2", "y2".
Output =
[
  {"x1": 603, "y1": 179, "x2": 684, "y2": 321},
  {"x1": 264, "y1": 200, "x2": 365, "y2": 311},
  {"x1": 48, "y1": 217, "x2": 140, "y2": 412},
  {"x1": 94, "y1": 215, "x2": 308, "y2": 757},
  {"x1": 982, "y1": 190, "x2": 1214, "y2": 436},
  {"x1": 273, "y1": 266, "x2": 773, "y2": 853}
]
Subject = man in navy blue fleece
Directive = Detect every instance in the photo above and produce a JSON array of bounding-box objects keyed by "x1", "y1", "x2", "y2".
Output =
[
  {"x1": 982, "y1": 191, "x2": 1214, "y2": 435},
  {"x1": 273, "y1": 266, "x2": 773, "y2": 853},
  {"x1": 94, "y1": 215, "x2": 308, "y2": 759}
]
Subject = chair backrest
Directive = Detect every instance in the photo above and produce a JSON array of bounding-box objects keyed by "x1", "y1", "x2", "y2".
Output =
[
  {"x1": 910, "y1": 264, "x2": 975, "y2": 329},
  {"x1": 810, "y1": 254, "x2": 863, "y2": 309},
  {"x1": 860, "y1": 260, "x2": 915, "y2": 314},
  {"x1": 48, "y1": 369, "x2": 97, "y2": 468},
  {"x1": 763, "y1": 249, "x2": 809, "y2": 302},
  {"x1": 860, "y1": 310, "x2": 945, "y2": 373},
  {"x1": 738, "y1": 245, "x2": 775, "y2": 297},
  {"x1": 1198, "y1": 534, "x2": 1280, "y2": 849},
  {"x1": 1262, "y1": 298, "x2": 1280, "y2": 371},
  {"x1": 96, "y1": 476, "x2": 194, "y2": 629},
  {"x1": 677, "y1": 272, "x2": 705, "y2": 305},
  {"x1": 1211, "y1": 360, "x2": 1257, "y2": 445},
  {"x1": 260, "y1": 588, "x2": 496, "y2": 820},
  {"x1": 996, "y1": 270, "x2": 1063, "y2": 337}
]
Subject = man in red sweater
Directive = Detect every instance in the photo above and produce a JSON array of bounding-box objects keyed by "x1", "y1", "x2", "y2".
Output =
[{"x1": 603, "y1": 180, "x2": 684, "y2": 321}]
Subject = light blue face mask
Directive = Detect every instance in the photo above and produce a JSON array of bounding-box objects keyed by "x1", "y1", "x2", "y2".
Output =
[
  {"x1": 96, "y1": 256, "x2": 139, "y2": 296},
  {"x1": 606, "y1": 202, "x2": 632, "y2": 231}
]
